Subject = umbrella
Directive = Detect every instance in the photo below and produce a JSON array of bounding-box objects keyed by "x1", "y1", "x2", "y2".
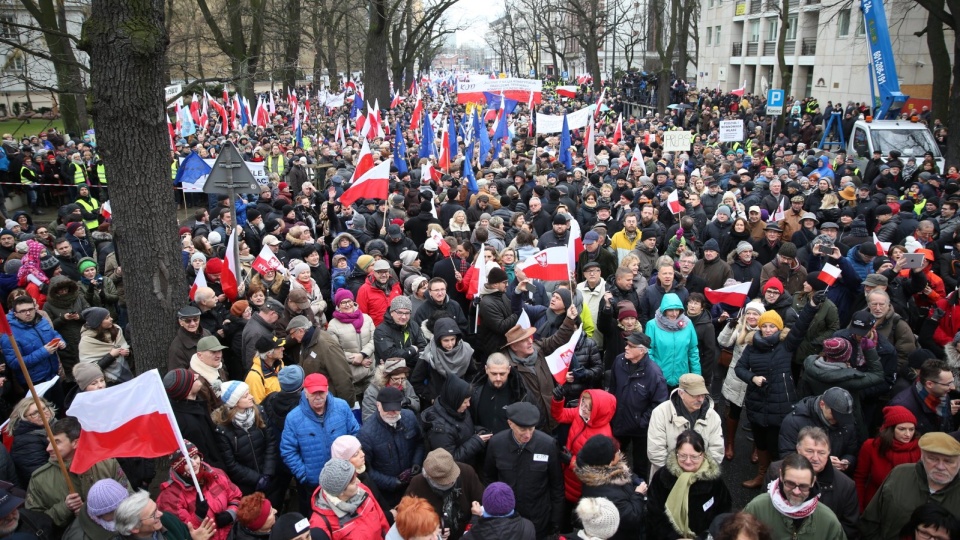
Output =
[{"x1": 667, "y1": 103, "x2": 693, "y2": 110}]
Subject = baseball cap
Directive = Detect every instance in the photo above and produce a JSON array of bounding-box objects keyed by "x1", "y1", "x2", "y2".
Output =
[
  {"x1": 679, "y1": 374, "x2": 709, "y2": 396},
  {"x1": 197, "y1": 336, "x2": 227, "y2": 352},
  {"x1": 376, "y1": 386, "x2": 404, "y2": 411},
  {"x1": 263, "y1": 235, "x2": 281, "y2": 246},
  {"x1": 303, "y1": 373, "x2": 329, "y2": 393},
  {"x1": 848, "y1": 310, "x2": 876, "y2": 336}
]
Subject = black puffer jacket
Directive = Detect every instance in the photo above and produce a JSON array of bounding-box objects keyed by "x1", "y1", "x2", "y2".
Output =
[
  {"x1": 11, "y1": 420, "x2": 51, "y2": 487},
  {"x1": 43, "y1": 275, "x2": 90, "y2": 381},
  {"x1": 563, "y1": 333, "x2": 603, "y2": 402},
  {"x1": 574, "y1": 458, "x2": 647, "y2": 540},
  {"x1": 214, "y1": 408, "x2": 278, "y2": 494},
  {"x1": 170, "y1": 399, "x2": 225, "y2": 468},
  {"x1": 778, "y1": 396, "x2": 859, "y2": 465},
  {"x1": 421, "y1": 376, "x2": 485, "y2": 468},
  {"x1": 476, "y1": 289, "x2": 519, "y2": 358},
  {"x1": 734, "y1": 304, "x2": 809, "y2": 427},
  {"x1": 260, "y1": 390, "x2": 300, "y2": 440},
  {"x1": 373, "y1": 317, "x2": 426, "y2": 366}
]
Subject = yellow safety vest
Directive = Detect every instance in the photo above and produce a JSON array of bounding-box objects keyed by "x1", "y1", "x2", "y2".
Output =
[
  {"x1": 96, "y1": 163, "x2": 107, "y2": 186},
  {"x1": 171, "y1": 161, "x2": 178, "y2": 180},
  {"x1": 266, "y1": 155, "x2": 286, "y2": 176},
  {"x1": 71, "y1": 162, "x2": 87, "y2": 185},
  {"x1": 20, "y1": 166, "x2": 34, "y2": 185},
  {"x1": 76, "y1": 197, "x2": 101, "y2": 230}
]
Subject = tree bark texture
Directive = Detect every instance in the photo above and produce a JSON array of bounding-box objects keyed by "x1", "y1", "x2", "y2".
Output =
[
  {"x1": 80, "y1": 0, "x2": 188, "y2": 375},
  {"x1": 365, "y1": 0, "x2": 391, "y2": 107}
]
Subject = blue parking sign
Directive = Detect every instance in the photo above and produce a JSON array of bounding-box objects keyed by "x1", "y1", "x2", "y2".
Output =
[{"x1": 767, "y1": 89, "x2": 785, "y2": 115}]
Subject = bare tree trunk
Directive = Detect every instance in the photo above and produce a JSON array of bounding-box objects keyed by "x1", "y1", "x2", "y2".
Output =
[
  {"x1": 281, "y1": 0, "x2": 302, "y2": 92},
  {"x1": 925, "y1": 2, "x2": 950, "y2": 125},
  {"x1": 364, "y1": 0, "x2": 391, "y2": 107},
  {"x1": 80, "y1": 0, "x2": 187, "y2": 375}
]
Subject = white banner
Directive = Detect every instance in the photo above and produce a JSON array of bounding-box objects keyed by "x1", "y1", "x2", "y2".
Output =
[
  {"x1": 719, "y1": 120, "x2": 744, "y2": 142},
  {"x1": 456, "y1": 77, "x2": 543, "y2": 103},
  {"x1": 536, "y1": 105, "x2": 597, "y2": 134},
  {"x1": 325, "y1": 92, "x2": 345, "y2": 108},
  {"x1": 178, "y1": 157, "x2": 268, "y2": 193},
  {"x1": 165, "y1": 84, "x2": 183, "y2": 108},
  {"x1": 662, "y1": 131, "x2": 691, "y2": 152}
]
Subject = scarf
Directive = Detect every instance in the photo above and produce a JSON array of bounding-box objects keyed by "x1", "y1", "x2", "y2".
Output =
[
  {"x1": 425, "y1": 339, "x2": 474, "y2": 378},
  {"x1": 768, "y1": 478, "x2": 819, "y2": 519},
  {"x1": 664, "y1": 468, "x2": 700, "y2": 538},
  {"x1": 90, "y1": 515, "x2": 117, "y2": 532},
  {"x1": 190, "y1": 355, "x2": 223, "y2": 393},
  {"x1": 426, "y1": 477, "x2": 464, "y2": 534},
  {"x1": 916, "y1": 380, "x2": 948, "y2": 417},
  {"x1": 509, "y1": 349, "x2": 538, "y2": 368},
  {"x1": 79, "y1": 326, "x2": 132, "y2": 383},
  {"x1": 333, "y1": 308, "x2": 364, "y2": 332},
  {"x1": 322, "y1": 488, "x2": 367, "y2": 518},
  {"x1": 233, "y1": 408, "x2": 256, "y2": 431},
  {"x1": 17, "y1": 241, "x2": 48, "y2": 285},
  {"x1": 655, "y1": 309, "x2": 689, "y2": 331}
]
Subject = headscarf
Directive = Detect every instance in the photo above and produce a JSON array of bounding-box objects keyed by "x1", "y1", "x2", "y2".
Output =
[{"x1": 17, "y1": 240, "x2": 48, "y2": 285}]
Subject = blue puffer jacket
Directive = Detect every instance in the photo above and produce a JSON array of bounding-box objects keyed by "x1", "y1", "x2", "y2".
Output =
[
  {"x1": 609, "y1": 353, "x2": 669, "y2": 437},
  {"x1": 645, "y1": 293, "x2": 701, "y2": 387},
  {"x1": 845, "y1": 244, "x2": 873, "y2": 283},
  {"x1": 280, "y1": 392, "x2": 359, "y2": 486},
  {"x1": 357, "y1": 410, "x2": 424, "y2": 493},
  {"x1": 0, "y1": 312, "x2": 63, "y2": 386}
]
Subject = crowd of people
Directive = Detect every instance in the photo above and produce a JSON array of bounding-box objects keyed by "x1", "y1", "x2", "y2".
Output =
[{"x1": 0, "y1": 76, "x2": 956, "y2": 540}]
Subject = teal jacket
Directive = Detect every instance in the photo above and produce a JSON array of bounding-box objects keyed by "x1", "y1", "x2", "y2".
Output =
[{"x1": 645, "y1": 293, "x2": 700, "y2": 386}]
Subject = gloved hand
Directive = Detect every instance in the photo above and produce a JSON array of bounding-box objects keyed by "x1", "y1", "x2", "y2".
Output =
[
  {"x1": 726, "y1": 316, "x2": 738, "y2": 328},
  {"x1": 552, "y1": 384, "x2": 566, "y2": 401},
  {"x1": 931, "y1": 307, "x2": 946, "y2": 322},
  {"x1": 398, "y1": 469, "x2": 413, "y2": 485},
  {"x1": 860, "y1": 337, "x2": 877, "y2": 351},
  {"x1": 811, "y1": 290, "x2": 827, "y2": 307},
  {"x1": 194, "y1": 494, "x2": 209, "y2": 521},
  {"x1": 410, "y1": 464, "x2": 421, "y2": 476},
  {"x1": 560, "y1": 447, "x2": 573, "y2": 464},
  {"x1": 213, "y1": 511, "x2": 234, "y2": 528},
  {"x1": 255, "y1": 475, "x2": 271, "y2": 492},
  {"x1": 676, "y1": 227, "x2": 684, "y2": 239}
]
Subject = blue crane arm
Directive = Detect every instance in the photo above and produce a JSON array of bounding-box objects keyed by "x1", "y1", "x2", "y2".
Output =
[{"x1": 861, "y1": 0, "x2": 909, "y2": 119}]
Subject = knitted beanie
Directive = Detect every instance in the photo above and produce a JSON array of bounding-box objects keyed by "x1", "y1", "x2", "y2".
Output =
[
  {"x1": 882, "y1": 405, "x2": 918, "y2": 430},
  {"x1": 163, "y1": 369, "x2": 195, "y2": 401},
  {"x1": 220, "y1": 381, "x2": 250, "y2": 408},
  {"x1": 330, "y1": 435, "x2": 362, "y2": 460},
  {"x1": 334, "y1": 288, "x2": 355, "y2": 307},
  {"x1": 390, "y1": 295, "x2": 413, "y2": 313},
  {"x1": 355, "y1": 254, "x2": 374, "y2": 271},
  {"x1": 757, "y1": 310, "x2": 784, "y2": 330},
  {"x1": 73, "y1": 363, "x2": 103, "y2": 390},
  {"x1": 577, "y1": 497, "x2": 621, "y2": 539},
  {"x1": 821, "y1": 337, "x2": 852, "y2": 364},
  {"x1": 743, "y1": 300, "x2": 766, "y2": 317},
  {"x1": 190, "y1": 252, "x2": 207, "y2": 265},
  {"x1": 291, "y1": 262, "x2": 310, "y2": 279},
  {"x1": 86, "y1": 479, "x2": 129, "y2": 517},
  {"x1": 278, "y1": 365, "x2": 304, "y2": 392},
  {"x1": 805, "y1": 274, "x2": 828, "y2": 292},
  {"x1": 230, "y1": 300, "x2": 249, "y2": 318},
  {"x1": 81, "y1": 307, "x2": 110, "y2": 329},
  {"x1": 762, "y1": 277, "x2": 784, "y2": 294},
  {"x1": 482, "y1": 482, "x2": 516, "y2": 517},
  {"x1": 577, "y1": 435, "x2": 618, "y2": 467},
  {"x1": 320, "y1": 459, "x2": 356, "y2": 496}
]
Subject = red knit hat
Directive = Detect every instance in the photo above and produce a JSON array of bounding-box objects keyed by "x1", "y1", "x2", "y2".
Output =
[
  {"x1": 763, "y1": 277, "x2": 784, "y2": 294},
  {"x1": 882, "y1": 405, "x2": 917, "y2": 430}
]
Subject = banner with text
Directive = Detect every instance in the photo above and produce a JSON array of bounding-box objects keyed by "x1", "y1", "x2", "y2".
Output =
[
  {"x1": 536, "y1": 105, "x2": 597, "y2": 134},
  {"x1": 178, "y1": 157, "x2": 268, "y2": 193},
  {"x1": 457, "y1": 78, "x2": 543, "y2": 104},
  {"x1": 719, "y1": 120, "x2": 745, "y2": 142},
  {"x1": 663, "y1": 131, "x2": 692, "y2": 152}
]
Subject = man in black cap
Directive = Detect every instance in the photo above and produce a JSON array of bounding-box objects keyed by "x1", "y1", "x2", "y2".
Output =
[
  {"x1": 483, "y1": 402, "x2": 563, "y2": 539},
  {"x1": 538, "y1": 213, "x2": 570, "y2": 250},
  {"x1": 167, "y1": 305, "x2": 212, "y2": 371},
  {"x1": 241, "y1": 298, "x2": 285, "y2": 371},
  {"x1": 384, "y1": 224, "x2": 416, "y2": 267},
  {"x1": 357, "y1": 386, "x2": 424, "y2": 510},
  {"x1": 778, "y1": 387, "x2": 860, "y2": 470},
  {"x1": 0, "y1": 486, "x2": 53, "y2": 538}
]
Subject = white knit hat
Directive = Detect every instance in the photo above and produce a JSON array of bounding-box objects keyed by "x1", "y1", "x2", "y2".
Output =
[{"x1": 577, "y1": 497, "x2": 620, "y2": 539}]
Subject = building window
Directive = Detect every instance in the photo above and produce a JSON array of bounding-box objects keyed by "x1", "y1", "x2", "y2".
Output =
[
  {"x1": 767, "y1": 18, "x2": 778, "y2": 40},
  {"x1": 786, "y1": 14, "x2": 798, "y2": 40},
  {"x1": 709, "y1": 0, "x2": 715, "y2": 7},
  {"x1": 837, "y1": 9, "x2": 850, "y2": 37},
  {"x1": 856, "y1": 12, "x2": 865, "y2": 35},
  {"x1": 0, "y1": 16, "x2": 14, "y2": 39},
  {"x1": 3, "y1": 55, "x2": 23, "y2": 72},
  {"x1": 715, "y1": 26, "x2": 721, "y2": 45},
  {"x1": 707, "y1": 26, "x2": 713, "y2": 45},
  {"x1": 749, "y1": 20, "x2": 760, "y2": 42}
]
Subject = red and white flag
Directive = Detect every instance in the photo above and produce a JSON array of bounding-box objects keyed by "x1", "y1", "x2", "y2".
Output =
[
  {"x1": 252, "y1": 245, "x2": 285, "y2": 276},
  {"x1": 545, "y1": 326, "x2": 583, "y2": 384},
  {"x1": 350, "y1": 139, "x2": 375, "y2": 184},
  {"x1": 222, "y1": 229, "x2": 239, "y2": 301},
  {"x1": 584, "y1": 123, "x2": 596, "y2": 171},
  {"x1": 469, "y1": 248, "x2": 487, "y2": 298},
  {"x1": 770, "y1": 197, "x2": 786, "y2": 222},
  {"x1": 67, "y1": 370, "x2": 194, "y2": 475},
  {"x1": 340, "y1": 159, "x2": 390, "y2": 207},
  {"x1": 629, "y1": 144, "x2": 644, "y2": 170},
  {"x1": 704, "y1": 281, "x2": 751, "y2": 307},
  {"x1": 189, "y1": 265, "x2": 207, "y2": 301},
  {"x1": 516, "y1": 247, "x2": 570, "y2": 281},
  {"x1": 410, "y1": 90, "x2": 423, "y2": 132},
  {"x1": 593, "y1": 88, "x2": 606, "y2": 122},
  {"x1": 422, "y1": 162, "x2": 442, "y2": 184},
  {"x1": 667, "y1": 190, "x2": 683, "y2": 215},
  {"x1": 819, "y1": 263, "x2": 842, "y2": 286},
  {"x1": 100, "y1": 201, "x2": 112, "y2": 220},
  {"x1": 555, "y1": 86, "x2": 578, "y2": 99},
  {"x1": 611, "y1": 114, "x2": 623, "y2": 145},
  {"x1": 873, "y1": 233, "x2": 890, "y2": 256},
  {"x1": 731, "y1": 80, "x2": 746, "y2": 97},
  {"x1": 518, "y1": 309, "x2": 531, "y2": 330},
  {"x1": 567, "y1": 218, "x2": 584, "y2": 275},
  {"x1": 430, "y1": 229, "x2": 451, "y2": 257}
]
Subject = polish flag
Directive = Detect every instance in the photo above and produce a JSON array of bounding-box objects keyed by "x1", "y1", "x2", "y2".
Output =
[
  {"x1": 629, "y1": 144, "x2": 644, "y2": 170},
  {"x1": 355, "y1": 113, "x2": 367, "y2": 137},
  {"x1": 704, "y1": 281, "x2": 751, "y2": 307},
  {"x1": 0, "y1": 301, "x2": 13, "y2": 335},
  {"x1": 667, "y1": 189, "x2": 683, "y2": 214},
  {"x1": 518, "y1": 309, "x2": 531, "y2": 330},
  {"x1": 374, "y1": 99, "x2": 386, "y2": 139},
  {"x1": 350, "y1": 139, "x2": 375, "y2": 184},
  {"x1": 545, "y1": 326, "x2": 583, "y2": 384},
  {"x1": 770, "y1": 197, "x2": 786, "y2": 222},
  {"x1": 67, "y1": 370, "x2": 194, "y2": 475},
  {"x1": 410, "y1": 91, "x2": 423, "y2": 132},
  {"x1": 611, "y1": 114, "x2": 623, "y2": 145},
  {"x1": 819, "y1": 263, "x2": 842, "y2": 286},
  {"x1": 438, "y1": 123, "x2": 451, "y2": 171},
  {"x1": 100, "y1": 201, "x2": 112, "y2": 220},
  {"x1": 422, "y1": 162, "x2": 442, "y2": 184},
  {"x1": 335, "y1": 120, "x2": 346, "y2": 147},
  {"x1": 584, "y1": 123, "x2": 596, "y2": 170},
  {"x1": 516, "y1": 247, "x2": 570, "y2": 281},
  {"x1": 252, "y1": 245, "x2": 284, "y2": 275},
  {"x1": 199, "y1": 93, "x2": 209, "y2": 127},
  {"x1": 567, "y1": 219, "x2": 584, "y2": 275},
  {"x1": 222, "y1": 229, "x2": 239, "y2": 301},
  {"x1": 190, "y1": 94, "x2": 201, "y2": 125},
  {"x1": 873, "y1": 233, "x2": 890, "y2": 256},
  {"x1": 556, "y1": 86, "x2": 578, "y2": 99},
  {"x1": 527, "y1": 91, "x2": 535, "y2": 137},
  {"x1": 268, "y1": 92, "x2": 275, "y2": 114},
  {"x1": 593, "y1": 88, "x2": 606, "y2": 122},
  {"x1": 430, "y1": 229, "x2": 451, "y2": 257},
  {"x1": 340, "y1": 159, "x2": 391, "y2": 207},
  {"x1": 731, "y1": 80, "x2": 746, "y2": 97},
  {"x1": 469, "y1": 247, "x2": 487, "y2": 298}
]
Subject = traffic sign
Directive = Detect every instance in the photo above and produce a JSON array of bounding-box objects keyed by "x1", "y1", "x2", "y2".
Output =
[
  {"x1": 767, "y1": 88, "x2": 785, "y2": 115},
  {"x1": 561, "y1": 71, "x2": 569, "y2": 79},
  {"x1": 202, "y1": 142, "x2": 259, "y2": 194}
]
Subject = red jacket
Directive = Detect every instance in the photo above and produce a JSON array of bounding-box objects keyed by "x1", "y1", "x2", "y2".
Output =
[
  {"x1": 309, "y1": 482, "x2": 389, "y2": 539},
  {"x1": 932, "y1": 295, "x2": 960, "y2": 346},
  {"x1": 551, "y1": 389, "x2": 617, "y2": 501},
  {"x1": 356, "y1": 275, "x2": 401, "y2": 326},
  {"x1": 157, "y1": 465, "x2": 242, "y2": 540},
  {"x1": 853, "y1": 436, "x2": 921, "y2": 512}
]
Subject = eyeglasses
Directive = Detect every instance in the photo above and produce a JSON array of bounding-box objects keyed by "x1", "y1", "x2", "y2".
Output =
[
  {"x1": 180, "y1": 317, "x2": 200, "y2": 323},
  {"x1": 781, "y1": 479, "x2": 812, "y2": 492},
  {"x1": 393, "y1": 311, "x2": 411, "y2": 317},
  {"x1": 931, "y1": 379, "x2": 956, "y2": 388},
  {"x1": 15, "y1": 307, "x2": 36, "y2": 314},
  {"x1": 141, "y1": 509, "x2": 163, "y2": 524},
  {"x1": 389, "y1": 376, "x2": 407, "y2": 384},
  {"x1": 916, "y1": 527, "x2": 951, "y2": 540},
  {"x1": 677, "y1": 452, "x2": 704, "y2": 462},
  {"x1": 26, "y1": 407, "x2": 49, "y2": 419},
  {"x1": 338, "y1": 300, "x2": 355, "y2": 307}
]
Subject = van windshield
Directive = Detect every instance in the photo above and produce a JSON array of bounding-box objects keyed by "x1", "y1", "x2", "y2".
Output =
[{"x1": 870, "y1": 129, "x2": 941, "y2": 159}]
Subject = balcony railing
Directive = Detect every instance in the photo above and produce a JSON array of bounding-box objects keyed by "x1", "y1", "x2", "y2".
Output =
[
  {"x1": 784, "y1": 39, "x2": 796, "y2": 55},
  {"x1": 801, "y1": 37, "x2": 816, "y2": 54},
  {"x1": 762, "y1": 40, "x2": 777, "y2": 55},
  {"x1": 746, "y1": 41, "x2": 759, "y2": 55},
  {"x1": 732, "y1": 42, "x2": 743, "y2": 56}
]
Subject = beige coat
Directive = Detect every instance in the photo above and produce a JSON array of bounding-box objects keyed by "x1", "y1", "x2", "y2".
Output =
[
  {"x1": 327, "y1": 314, "x2": 377, "y2": 393},
  {"x1": 646, "y1": 391, "x2": 724, "y2": 479}
]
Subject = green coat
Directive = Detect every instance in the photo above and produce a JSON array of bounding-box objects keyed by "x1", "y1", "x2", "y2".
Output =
[
  {"x1": 792, "y1": 293, "x2": 839, "y2": 363},
  {"x1": 25, "y1": 458, "x2": 131, "y2": 527},
  {"x1": 744, "y1": 493, "x2": 845, "y2": 540},
  {"x1": 860, "y1": 462, "x2": 960, "y2": 540}
]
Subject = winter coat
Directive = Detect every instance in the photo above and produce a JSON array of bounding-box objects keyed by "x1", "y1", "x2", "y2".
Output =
[
  {"x1": 647, "y1": 391, "x2": 724, "y2": 477},
  {"x1": 294, "y1": 327, "x2": 356, "y2": 406},
  {"x1": 11, "y1": 420, "x2": 53, "y2": 487},
  {"x1": 563, "y1": 333, "x2": 604, "y2": 401},
  {"x1": 734, "y1": 307, "x2": 806, "y2": 427},
  {"x1": 168, "y1": 326, "x2": 211, "y2": 371},
  {"x1": 214, "y1": 411, "x2": 278, "y2": 495},
  {"x1": 483, "y1": 428, "x2": 564, "y2": 537},
  {"x1": 373, "y1": 317, "x2": 426, "y2": 367},
  {"x1": 574, "y1": 459, "x2": 647, "y2": 540},
  {"x1": 462, "y1": 514, "x2": 537, "y2": 540},
  {"x1": 744, "y1": 492, "x2": 845, "y2": 540},
  {"x1": 241, "y1": 314, "x2": 276, "y2": 372},
  {"x1": 412, "y1": 295, "x2": 469, "y2": 336},
  {"x1": 157, "y1": 465, "x2": 242, "y2": 540},
  {"x1": 25, "y1": 457, "x2": 130, "y2": 528},
  {"x1": 507, "y1": 317, "x2": 577, "y2": 432},
  {"x1": 170, "y1": 399, "x2": 225, "y2": 468},
  {"x1": 404, "y1": 463, "x2": 486, "y2": 540},
  {"x1": 799, "y1": 344, "x2": 884, "y2": 424},
  {"x1": 43, "y1": 276, "x2": 89, "y2": 381},
  {"x1": 356, "y1": 275, "x2": 402, "y2": 326},
  {"x1": 689, "y1": 310, "x2": 718, "y2": 381},
  {"x1": 327, "y1": 312, "x2": 376, "y2": 392},
  {"x1": 717, "y1": 318, "x2": 757, "y2": 407},
  {"x1": 765, "y1": 459, "x2": 860, "y2": 539},
  {"x1": 0, "y1": 311, "x2": 63, "y2": 386},
  {"x1": 475, "y1": 289, "x2": 520, "y2": 357},
  {"x1": 280, "y1": 392, "x2": 359, "y2": 486},
  {"x1": 309, "y1": 482, "x2": 389, "y2": 540},
  {"x1": 62, "y1": 503, "x2": 115, "y2": 540},
  {"x1": 888, "y1": 383, "x2": 956, "y2": 435},
  {"x1": 551, "y1": 389, "x2": 617, "y2": 502},
  {"x1": 860, "y1": 461, "x2": 960, "y2": 540},
  {"x1": 760, "y1": 258, "x2": 807, "y2": 295},
  {"x1": 637, "y1": 282, "x2": 689, "y2": 328},
  {"x1": 778, "y1": 396, "x2": 859, "y2": 465},
  {"x1": 360, "y1": 367, "x2": 420, "y2": 423},
  {"x1": 421, "y1": 399, "x2": 485, "y2": 467},
  {"x1": 645, "y1": 294, "x2": 700, "y2": 387},
  {"x1": 357, "y1": 410, "x2": 424, "y2": 496},
  {"x1": 853, "y1": 437, "x2": 920, "y2": 512},
  {"x1": 692, "y1": 257, "x2": 732, "y2": 291},
  {"x1": 609, "y1": 353, "x2": 670, "y2": 437},
  {"x1": 332, "y1": 233, "x2": 363, "y2": 269},
  {"x1": 791, "y1": 294, "x2": 839, "y2": 363},
  {"x1": 647, "y1": 453, "x2": 732, "y2": 540}
]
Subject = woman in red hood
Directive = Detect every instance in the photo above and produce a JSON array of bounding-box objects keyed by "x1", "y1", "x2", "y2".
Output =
[{"x1": 551, "y1": 388, "x2": 618, "y2": 502}]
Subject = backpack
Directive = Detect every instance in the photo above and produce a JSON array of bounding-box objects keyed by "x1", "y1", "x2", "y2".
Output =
[{"x1": 0, "y1": 150, "x2": 9, "y2": 173}]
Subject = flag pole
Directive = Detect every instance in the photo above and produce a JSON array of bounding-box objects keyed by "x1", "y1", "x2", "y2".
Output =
[{"x1": 7, "y1": 333, "x2": 75, "y2": 494}]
